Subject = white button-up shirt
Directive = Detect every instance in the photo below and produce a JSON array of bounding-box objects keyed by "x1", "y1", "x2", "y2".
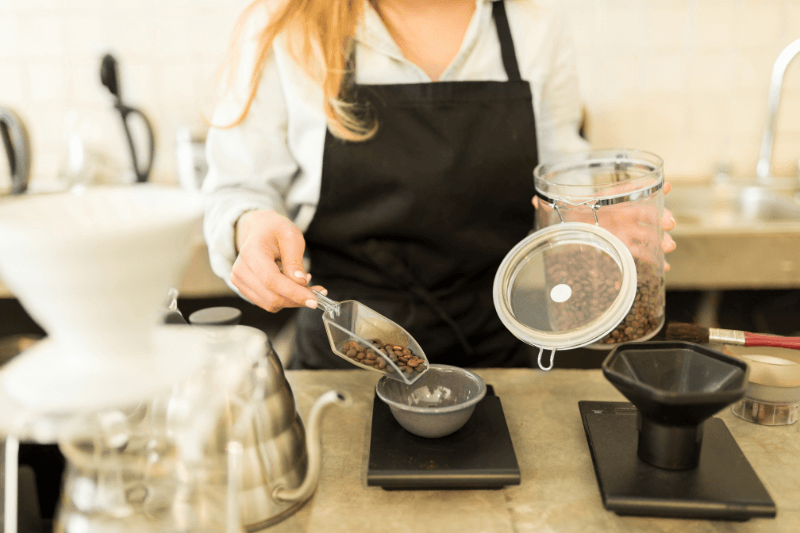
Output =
[{"x1": 202, "y1": 0, "x2": 588, "y2": 288}]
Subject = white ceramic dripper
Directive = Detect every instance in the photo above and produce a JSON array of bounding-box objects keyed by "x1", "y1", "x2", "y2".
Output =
[{"x1": 0, "y1": 185, "x2": 204, "y2": 412}]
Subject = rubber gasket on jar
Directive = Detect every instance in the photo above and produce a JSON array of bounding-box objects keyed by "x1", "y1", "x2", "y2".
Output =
[{"x1": 493, "y1": 222, "x2": 637, "y2": 353}]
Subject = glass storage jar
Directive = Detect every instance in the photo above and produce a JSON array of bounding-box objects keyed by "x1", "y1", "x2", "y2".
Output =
[{"x1": 533, "y1": 149, "x2": 666, "y2": 347}]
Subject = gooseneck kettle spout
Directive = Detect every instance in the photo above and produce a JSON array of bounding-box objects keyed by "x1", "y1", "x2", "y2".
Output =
[{"x1": 273, "y1": 390, "x2": 352, "y2": 502}]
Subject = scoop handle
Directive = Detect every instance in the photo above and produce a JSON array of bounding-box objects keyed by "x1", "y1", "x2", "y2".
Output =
[{"x1": 312, "y1": 289, "x2": 339, "y2": 314}]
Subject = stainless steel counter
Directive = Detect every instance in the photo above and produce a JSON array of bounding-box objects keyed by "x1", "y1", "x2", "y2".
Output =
[
  {"x1": 272, "y1": 368, "x2": 799, "y2": 533},
  {"x1": 665, "y1": 182, "x2": 800, "y2": 289}
]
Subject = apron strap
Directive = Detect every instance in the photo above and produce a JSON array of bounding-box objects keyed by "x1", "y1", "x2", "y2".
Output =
[{"x1": 492, "y1": 0, "x2": 522, "y2": 82}]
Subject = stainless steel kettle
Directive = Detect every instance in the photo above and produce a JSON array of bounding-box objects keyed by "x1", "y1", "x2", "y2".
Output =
[
  {"x1": 0, "y1": 106, "x2": 30, "y2": 195},
  {"x1": 188, "y1": 316, "x2": 351, "y2": 530}
]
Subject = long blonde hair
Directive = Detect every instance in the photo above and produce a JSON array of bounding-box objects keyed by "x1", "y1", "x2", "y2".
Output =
[{"x1": 216, "y1": 0, "x2": 376, "y2": 141}]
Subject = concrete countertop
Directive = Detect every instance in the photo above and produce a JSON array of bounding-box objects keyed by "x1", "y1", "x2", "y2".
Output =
[{"x1": 272, "y1": 368, "x2": 799, "y2": 533}]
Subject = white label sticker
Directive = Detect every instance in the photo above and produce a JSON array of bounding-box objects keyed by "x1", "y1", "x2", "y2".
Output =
[{"x1": 550, "y1": 283, "x2": 572, "y2": 303}]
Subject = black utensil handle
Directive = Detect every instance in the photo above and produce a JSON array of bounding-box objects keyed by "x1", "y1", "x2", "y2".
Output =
[
  {"x1": 116, "y1": 103, "x2": 155, "y2": 183},
  {"x1": 0, "y1": 107, "x2": 30, "y2": 194}
]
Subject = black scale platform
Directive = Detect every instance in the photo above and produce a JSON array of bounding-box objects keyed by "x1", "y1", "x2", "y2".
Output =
[
  {"x1": 579, "y1": 401, "x2": 777, "y2": 521},
  {"x1": 367, "y1": 385, "x2": 521, "y2": 489}
]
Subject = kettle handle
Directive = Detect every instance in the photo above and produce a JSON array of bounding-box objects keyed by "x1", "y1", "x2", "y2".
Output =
[
  {"x1": 115, "y1": 103, "x2": 155, "y2": 184},
  {"x1": 0, "y1": 107, "x2": 30, "y2": 195}
]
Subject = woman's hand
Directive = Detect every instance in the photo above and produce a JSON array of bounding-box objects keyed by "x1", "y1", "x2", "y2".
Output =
[
  {"x1": 661, "y1": 182, "x2": 676, "y2": 270},
  {"x1": 231, "y1": 210, "x2": 326, "y2": 312},
  {"x1": 532, "y1": 181, "x2": 677, "y2": 270}
]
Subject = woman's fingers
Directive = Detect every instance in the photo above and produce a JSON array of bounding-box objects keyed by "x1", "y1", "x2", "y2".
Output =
[
  {"x1": 261, "y1": 258, "x2": 317, "y2": 308},
  {"x1": 662, "y1": 184, "x2": 672, "y2": 272},
  {"x1": 661, "y1": 208, "x2": 676, "y2": 231},
  {"x1": 310, "y1": 285, "x2": 327, "y2": 296},
  {"x1": 231, "y1": 257, "x2": 299, "y2": 312},
  {"x1": 661, "y1": 233, "x2": 676, "y2": 253},
  {"x1": 532, "y1": 195, "x2": 556, "y2": 214},
  {"x1": 234, "y1": 244, "x2": 316, "y2": 310},
  {"x1": 238, "y1": 283, "x2": 298, "y2": 313},
  {"x1": 275, "y1": 224, "x2": 308, "y2": 285}
]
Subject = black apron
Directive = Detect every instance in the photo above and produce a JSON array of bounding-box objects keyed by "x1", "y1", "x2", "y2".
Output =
[{"x1": 292, "y1": 0, "x2": 538, "y2": 369}]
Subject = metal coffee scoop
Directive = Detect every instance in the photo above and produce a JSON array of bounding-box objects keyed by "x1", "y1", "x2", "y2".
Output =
[{"x1": 312, "y1": 290, "x2": 429, "y2": 384}]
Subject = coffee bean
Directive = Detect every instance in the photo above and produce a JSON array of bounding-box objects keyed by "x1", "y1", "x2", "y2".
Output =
[
  {"x1": 546, "y1": 249, "x2": 663, "y2": 344},
  {"x1": 339, "y1": 338, "x2": 428, "y2": 377}
]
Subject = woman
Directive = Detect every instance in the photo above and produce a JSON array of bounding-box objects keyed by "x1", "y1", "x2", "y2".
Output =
[{"x1": 203, "y1": 0, "x2": 677, "y2": 369}]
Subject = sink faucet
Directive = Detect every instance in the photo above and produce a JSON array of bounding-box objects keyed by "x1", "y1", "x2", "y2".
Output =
[{"x1": 756, "y1": 38, "x2": 800, "y2": 186}]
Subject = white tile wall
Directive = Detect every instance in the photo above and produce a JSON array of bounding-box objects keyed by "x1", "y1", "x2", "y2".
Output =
[
  {"x1": 0, "y1": 0, "x2": 799, "y2": 186},
  {"x1": 565, "y1": 0, "x2": 800, "y2": 180},
  {"x1": 0, "y1": 0, "x2": 249, "y2": 186}
]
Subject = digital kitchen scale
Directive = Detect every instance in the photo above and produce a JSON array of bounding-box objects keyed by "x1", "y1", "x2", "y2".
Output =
[
  {"x1": 367, "y1": 385, "x2": 520, "y2": 489},
  {"x1": 580, "y1": 401, "x2": 776, "y2": 520}
]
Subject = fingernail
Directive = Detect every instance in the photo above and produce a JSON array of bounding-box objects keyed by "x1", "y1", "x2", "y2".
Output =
[
  {"x1": 305, "y1": 299, "x2": 317, "y2": 309},
  {"x1": 320, "y1": 289, "x2": 328, "y2": 296},
  {"x1": 670, "y1": 216, "x2": 675, "y2": 226},
  {"x1": 306, "y1": 273, "x2": 312, "y2": 283},
  {"x1": 295, "y1": 270, "x2": 305, "y2": 280}
]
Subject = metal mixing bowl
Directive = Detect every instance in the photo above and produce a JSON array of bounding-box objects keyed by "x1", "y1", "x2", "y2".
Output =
[{"x1": 375, "y1": 364, "x2": 486, "y2": 438}]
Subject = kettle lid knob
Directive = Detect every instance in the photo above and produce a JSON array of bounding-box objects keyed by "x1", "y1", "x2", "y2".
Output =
[{"x1": 188, "y1": 307, "x2": 242, "y2": 326}]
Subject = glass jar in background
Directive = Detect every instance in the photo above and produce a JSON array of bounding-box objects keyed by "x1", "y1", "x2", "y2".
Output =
[
  {"x1": 59, "y1": 109, "x2": 133, "y2": 189},
  {"x1": 533, "y1": 149, "x2": 666, "y2": 347}
]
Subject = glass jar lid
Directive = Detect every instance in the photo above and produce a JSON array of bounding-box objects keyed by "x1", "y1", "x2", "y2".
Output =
[{"x1": 493, "y1": 223, "x2": 637, "y2": 367}]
